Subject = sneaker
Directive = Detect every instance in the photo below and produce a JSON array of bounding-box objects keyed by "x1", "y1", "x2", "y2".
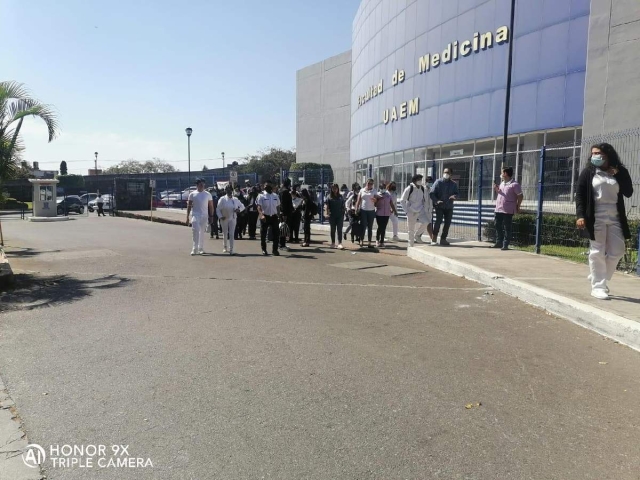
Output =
[
  {"x1": 329, "y1": 243, "x2": 336, "y2": 248},
  {"x1": 392, "y1": 235, "x2": 400, "y2": 242},
  {"x1": 501, "y1": 246, "x2": 509, "y2": 251},
  {"x1": 440, "y1": 240, "x2": 451, "y2": 246},
  {"x1": 337, "y1": 244, "x2": 344, "y2": 250},
  {"x1": 190, "y1": 249, "x2": 197, "y2": 256},
  {"x1": 375, "y1": 241, "x2": 380, "y2": 247},
  {"x1": 430, "y1": 240, "x2": 438, "y2": 246},
  {"x1": 414, "y1": 238, "x2": 425, "y2": 244},
  {"x1": 198, "y1": 249, "x2": 205, "y2": 255},
  {"x1": 379, "y1": 242, "x2": 385, "y2": 248},
  {"x1": 262, "y1": 250, "x2": 269, "y2": 256},
  {"x1": 222, "y1": 248, "x2": 228, "y2": 253},
  {"x1": 591, "y1": 288, "x2": 609, "y2": 300},
  {"x1": 229, "y1": 250, "x2": 236, "y2": 256},
  {"x1": 272, "y1": 251, "x2": 280, "y2": 256},
  {"x1": 490, "y1": 244, "x2": 501, "y2": 248}
]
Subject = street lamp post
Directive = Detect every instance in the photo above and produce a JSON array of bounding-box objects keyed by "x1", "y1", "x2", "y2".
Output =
[
  {"x1": 94, "y1": 152, "x2": 98, "y2": 173},
  {"x1": 221, "y1": 151, "x2": 225, "y2": 171},
  {"x1": 185, "y1": 128, "x2": 193, "y2": 186},
  {"x1": 501, "y1": 0, "x2": 517, "y2": 169}
]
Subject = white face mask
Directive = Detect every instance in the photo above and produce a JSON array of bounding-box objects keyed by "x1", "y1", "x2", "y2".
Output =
[
  {"x1": 415, "y1": 180, "x2": 422, "y2": 187},
  {"x1": 443, "y1": 173, "x2": 451, "y2": 180}
]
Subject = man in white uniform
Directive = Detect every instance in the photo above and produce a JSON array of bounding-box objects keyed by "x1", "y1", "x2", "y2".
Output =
[
  {"x1": 400, "y1": 174, "x2": 431, "y2": 247},
  {"x1": 256, "y1": 180, "x2": 281, "y2": 256},
  {"x1": 217, "y1": 185, "x2": 246, "y2": 255},
  {"x1": 186, "y1": 178, "x2": 214, "y2": 255}
]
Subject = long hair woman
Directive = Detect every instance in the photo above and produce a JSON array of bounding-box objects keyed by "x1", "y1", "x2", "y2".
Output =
[
  {"x1": 355, "y1": 178, "x2": 377, "y2": 248},
  {"x1": 576, "y1": 142, "x2": 634, "y2": 299},
  {"x1": 324, "y1": 183, "x2": 346, "y2": 249}
]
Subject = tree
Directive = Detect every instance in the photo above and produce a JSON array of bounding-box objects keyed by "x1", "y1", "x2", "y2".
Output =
[
  {"x1": 0, "y1": 81, "x2": 59, "y2": 183},
  {"x1": 239, "y1": 147, "x2": 296, "y2": 182},
  {"x1": 202, "y1": 165, "x2": 208, "y2": 171},
  {"x1": 60, "y1": 160, "x2": 68, "y2": 176},
  {"x1": 103, "y1": 159, "x2": 177, "y2": 174}
]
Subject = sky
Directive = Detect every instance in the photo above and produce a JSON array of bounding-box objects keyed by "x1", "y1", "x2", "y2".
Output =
[{"x1": 3, "y1": 0, "x2": 360, "y2": 174}]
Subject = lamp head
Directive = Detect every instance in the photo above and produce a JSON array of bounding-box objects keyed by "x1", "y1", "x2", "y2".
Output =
[{"x1": 185, "y1": 127, "x2": 193, "y2": 137}]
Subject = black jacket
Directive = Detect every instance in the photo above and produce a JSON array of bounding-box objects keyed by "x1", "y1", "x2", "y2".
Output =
[
  {"x1": 279, "y1": 188, "x2": 293, "y2": 216},
  {"x1": 575, "y1": 165, "x2": 634, "y2": 240}
]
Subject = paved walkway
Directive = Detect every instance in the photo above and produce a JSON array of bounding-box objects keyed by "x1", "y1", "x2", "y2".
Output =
[{"x1": 124, "y1": 208, "x2": 640, "y2": 349}]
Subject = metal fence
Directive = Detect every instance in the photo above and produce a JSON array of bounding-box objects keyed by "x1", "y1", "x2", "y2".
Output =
[{"x1": 427, "y1": 129, "x2": 640, "y2": 273}]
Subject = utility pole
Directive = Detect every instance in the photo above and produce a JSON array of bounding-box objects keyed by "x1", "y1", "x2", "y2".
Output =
[{"x1": 94, "y1": 152, "x2": 98, "y2": 173}]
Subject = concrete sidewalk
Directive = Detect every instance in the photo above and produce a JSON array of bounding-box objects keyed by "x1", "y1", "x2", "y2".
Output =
[{"x1": 408, "y1": 241, "x2": 640, "y2": 352}]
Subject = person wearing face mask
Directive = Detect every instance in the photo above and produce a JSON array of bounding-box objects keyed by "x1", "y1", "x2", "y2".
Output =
[
  {"x1": 576, "y1": 143, "x2": 634, "y2": 299},
  {"x1": 355, "y1": 178, "x2": 377, "y2": 248},
  {"x1": 344, "y1": 183, "x2": 361, "y2": 243},
  {"x1": 387, "y1": 182, "x2": 400, "y2": 241},
  {"x1": 401, "y1": 174, "x2": 430, "y2": 247},
  {"x1": 245, "y1": 187, "x2": 260, "y2": 240},
  {"x1": 256, "y1": 181, "x2": 282, "y2": 256},
  {"x1": 185, "y1": 178, "x2": 214, "y2": 255},
  {"x1": 374, "y1": 182, "x2": 397, "y2": 248},
  {"x1": 217, "y1": 185, "x2": 246, "y2": 255},
  {"x1": 430, "y1": 168, "x2": 459, "y2": 246},
  {"x1": 324, "y1": 183, "x2": 346, "y2": 249},
  {"x1": 492, "y1": 167, "x2": 523, "y2": 250}
]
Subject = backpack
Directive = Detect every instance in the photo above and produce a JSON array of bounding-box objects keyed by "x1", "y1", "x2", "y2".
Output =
[{"x1": 409, "y1": 184, "x2": 424, "y2": 197}]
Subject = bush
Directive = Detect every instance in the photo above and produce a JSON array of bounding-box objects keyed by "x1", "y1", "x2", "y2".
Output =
[{"x1": 0, "y1": 196, "x2": 28, "y2": 210}]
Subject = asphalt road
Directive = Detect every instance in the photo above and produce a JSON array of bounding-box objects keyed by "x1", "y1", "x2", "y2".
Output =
[{"x1": 1, "y1": 215, "x2": 639, "y2": 479}]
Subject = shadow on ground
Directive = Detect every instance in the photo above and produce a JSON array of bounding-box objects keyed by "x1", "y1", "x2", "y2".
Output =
[
  {"x1": 0, "y1": 273, "x2": 131, "y2": 312},
  {"x1": 3, "y1": 246, "x2": 62, "y2": 258}
]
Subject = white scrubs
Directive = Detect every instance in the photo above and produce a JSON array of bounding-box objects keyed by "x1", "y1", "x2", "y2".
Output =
[
  {"x1": 188, "y1": 190, "x2": 212, "y2": 253},
  {"x1": 217, "y1": 196, "x2": 245, "y2": 253},
  {"x1": 589, "y1": 170, "x2": 625, "y2": 290}
]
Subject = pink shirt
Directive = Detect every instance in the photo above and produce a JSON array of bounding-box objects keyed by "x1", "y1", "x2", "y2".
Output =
[
  {"x1": 375, "y1": 192, "x2": 393, "y2": 216},
  {"x1": 495, "y1": 180, "x2": 522, "y2": 214}
]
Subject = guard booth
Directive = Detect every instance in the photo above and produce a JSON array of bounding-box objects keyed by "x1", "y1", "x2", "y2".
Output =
[{"x1": 28, "y1": 179, "x2": 65, "y2": 220}]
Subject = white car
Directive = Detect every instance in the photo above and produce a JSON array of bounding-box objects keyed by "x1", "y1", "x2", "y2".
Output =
[
  {"x1": 88, "y1": 195, "x2": 114, "y2": 212},
  {"x1": 164, "y1": 187, "x2": 197, "y2": 207}
]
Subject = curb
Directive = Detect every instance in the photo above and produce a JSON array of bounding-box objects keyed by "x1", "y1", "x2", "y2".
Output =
[
  {"x1": 407, "y1": 246, "x2": 640, "y2": 353},
  {"x1": 0, "y1": 248, "x2": 14, "y2": 290}
]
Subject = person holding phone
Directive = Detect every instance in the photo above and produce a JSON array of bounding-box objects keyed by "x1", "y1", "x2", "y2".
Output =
[{"x1": 492, "y1": 167, "x2": 523, "y2": 251}]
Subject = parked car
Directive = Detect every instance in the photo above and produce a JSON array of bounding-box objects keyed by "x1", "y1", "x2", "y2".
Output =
[
  {"x1": 88, "y1": 194, "x2": 114, "y2": 212},
  {"x1": 163, "y1": 188, "x2": 196, "y2": 207},
  {"x1": 79, "y1": 193, "x2": 98, "y2": 204},
  {"x1": 57, "y1": 196, "x2": 85, "y2": 215},
  {"x1": 152, "y1": 197, "x2": 166, "y2": 208}
]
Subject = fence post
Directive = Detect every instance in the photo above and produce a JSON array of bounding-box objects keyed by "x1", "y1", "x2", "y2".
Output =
[
  {"x1": 320, "y1": 168, "x2": 325, "y2": 224},
  {"x1": 535, "y1": 146, "x2": 546, "y2": 254},
  {"x1": 477, "y1": 156, "x2": 484, "y2": 241},
  {"x1": 637, "y1": 225, "x2": 640, "y2": 277}
]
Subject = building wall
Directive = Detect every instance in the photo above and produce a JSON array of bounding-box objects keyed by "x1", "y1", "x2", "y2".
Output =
[
  {"x1": 296, "y1": 51, "x2": 352, "y2": 175},
  {"x1": 350, "y1": 0, "x2": 590, "y2": 163},
  {"x1": 583, "y1": 0, "x2": 640, "y2": 137}
]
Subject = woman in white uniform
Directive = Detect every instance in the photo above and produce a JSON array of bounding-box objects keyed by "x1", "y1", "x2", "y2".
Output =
[
  {"x1": 217, "y1": 185, "x2": 246, "y2": 255},
  {"x1": 576, "y1": 143, "x2": 634, "y2": 299}
]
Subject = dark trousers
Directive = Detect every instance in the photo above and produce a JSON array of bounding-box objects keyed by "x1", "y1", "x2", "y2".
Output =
[
  {"x1": 495, "y1": 212, "x2": 514, "y2": 247},
  {"x1": 290, "y1": 212, "x2": 301, "y2": 242},
  {"x1": 329, "y1": 215, "x2": 344, "y2": 244},
  {"x1": 97, "y1": 203, "x2": 104, "y2": 216},
  {"x1": 235, "y1": 214, "x2": 247, "y2": 239},
  {"x1": 303, "y1": 215, "x2": 311, "y2": 244},
  {"x1": 247, "y1": 210, "x2": 258, "y2": 238},
  {"x1": 361, "y1": 210, "x2": 375, "y2": 243},
  {"x1": 376, "y1": 215, "x2": 389, "y2": 243},
  {"x1": 260, "y1": 215, "x2": 279, "y2": 253},
  {"x1": 433, "y1": 207, "x2": 454, "y2": 240}
]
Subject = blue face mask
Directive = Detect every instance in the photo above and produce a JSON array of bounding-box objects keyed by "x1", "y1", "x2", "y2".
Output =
[{"x1": 591, "y1": 155, "x2": 604, "y2": 167}]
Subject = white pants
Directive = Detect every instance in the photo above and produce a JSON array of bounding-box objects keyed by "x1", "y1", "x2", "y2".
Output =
[
  {"x1": 221, "y1": 218, "x2": 237, "y2": 252},
  {"x1": 407, "y1": 211, "x2": 427, "y2": 246},
  {"x1": 191, "y1": 215, "x2": 207, "y2": 251},
  {"x1": 389, "y1": 213, "x2": 399, "y2": 237},
  {"x1": 589, "y1": 207, "x2": 625, "y2": 289}
]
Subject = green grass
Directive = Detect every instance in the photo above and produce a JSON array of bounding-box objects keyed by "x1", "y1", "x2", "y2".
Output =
[{"x1": 513, "y1": 244, "x2": 638, "y2": 272}]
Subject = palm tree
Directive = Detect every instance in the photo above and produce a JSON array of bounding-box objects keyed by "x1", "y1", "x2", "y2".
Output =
[{"x1": 0, "y1": 81, "x2": 59, "y2": 182}]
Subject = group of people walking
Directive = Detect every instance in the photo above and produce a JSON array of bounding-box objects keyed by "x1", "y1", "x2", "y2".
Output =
[{"x1": 184, "y1": 141, "x2": 635, "y2": 301}]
